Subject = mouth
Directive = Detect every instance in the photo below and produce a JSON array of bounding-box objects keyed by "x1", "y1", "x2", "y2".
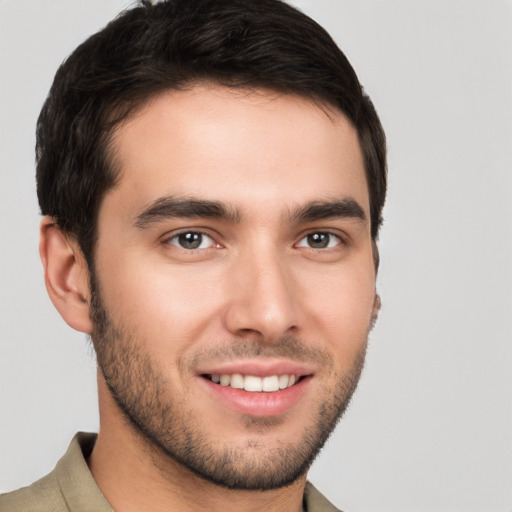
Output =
[
  {"x1": 203, "y1": 373, "x2": 301, "y2": 392},
  {"x1": 200, "y1": 372, "x2": 311, "y2": 417},
  {"x1": 196, "y1": 360, "x2": 314, "y2": 417}
]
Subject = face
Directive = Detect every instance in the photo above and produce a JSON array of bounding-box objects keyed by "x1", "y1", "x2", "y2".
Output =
[{"x1": 90, "y1": 85, "x2": 378, "y2": 489}]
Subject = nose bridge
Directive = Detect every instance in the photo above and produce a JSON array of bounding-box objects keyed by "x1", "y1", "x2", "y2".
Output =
[{"x1": 224, "y1": 238, "x2": 298, "y2": 341}]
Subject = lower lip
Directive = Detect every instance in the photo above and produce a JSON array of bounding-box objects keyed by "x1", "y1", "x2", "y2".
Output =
[{"x1": 200, "y1": 376, "x2": 311, "y2": 418}]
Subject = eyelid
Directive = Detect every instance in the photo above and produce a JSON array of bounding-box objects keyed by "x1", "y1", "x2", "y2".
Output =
[
  {"x1": 294, "y1": 230, "x2": 346, "y2": 249},
  {"x1": 162, "y1": 228, "x2": 222, "y2": 250}
]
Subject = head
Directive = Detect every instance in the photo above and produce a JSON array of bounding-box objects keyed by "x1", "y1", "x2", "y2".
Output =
[{"x1": 37, "y1": 0, "x2": 387, "y2": 492}]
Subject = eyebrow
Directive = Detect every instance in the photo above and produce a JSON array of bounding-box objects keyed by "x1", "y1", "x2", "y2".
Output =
[
  {"x1": 134, "y1": 196, "x2": 242, "y2": 229},
  {"x1": 289, "y1": 199, "x2": 367, "y2": 224},
  {"x1": 134, "y1": 195, "x2": 367, "y2": 229}
]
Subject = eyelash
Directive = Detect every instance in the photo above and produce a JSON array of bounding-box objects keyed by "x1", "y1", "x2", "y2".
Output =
[
  {"x1": 295, "y1": 231, "x2": 343, "y2": 250},
  {"x1": 163, "y1": 229, "x2": 345, "y2": 252},
  {"x1": 165, "y1": 230, "x2": 218, "y2": 251}
]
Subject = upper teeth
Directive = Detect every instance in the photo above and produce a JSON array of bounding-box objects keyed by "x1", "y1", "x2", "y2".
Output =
[{"x1": 210, "y1": 374, "x2": 297, "y2": 392}]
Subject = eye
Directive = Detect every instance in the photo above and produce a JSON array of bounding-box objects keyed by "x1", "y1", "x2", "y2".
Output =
[
  {"x1": 168, "y1": 231, "x2": 216, "y2": 250},
  {"x1": 296, "y1": 232, "x2": 341, "y2": 249}
]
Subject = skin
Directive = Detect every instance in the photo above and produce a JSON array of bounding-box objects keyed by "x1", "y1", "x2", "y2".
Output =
[{"x1": 40, "y1": 85, "x2": 380, "y2": 512}]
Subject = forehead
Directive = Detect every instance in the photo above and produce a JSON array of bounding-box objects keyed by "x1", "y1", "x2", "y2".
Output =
[{"x1": 105, "y1": 85, "x2": 368, "y2": 222}]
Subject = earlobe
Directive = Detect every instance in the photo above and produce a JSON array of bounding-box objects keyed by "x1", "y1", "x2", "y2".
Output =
[{"x1": 39, "y1": 217, "x2": 93, "y2": 333}]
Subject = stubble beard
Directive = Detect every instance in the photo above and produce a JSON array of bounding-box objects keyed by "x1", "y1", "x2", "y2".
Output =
[{"x1": 89, "y1": 271, "x2": 368, "y2": 491}]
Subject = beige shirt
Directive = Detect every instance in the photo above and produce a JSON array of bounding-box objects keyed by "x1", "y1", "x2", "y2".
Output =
[{"x1": 0, "y1": 433, "x2": 340, "y2": 512}]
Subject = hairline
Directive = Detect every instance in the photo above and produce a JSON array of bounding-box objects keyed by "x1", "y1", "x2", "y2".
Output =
[{"x1": 70, "y1": 80, "x2": 377, "y2": 270}]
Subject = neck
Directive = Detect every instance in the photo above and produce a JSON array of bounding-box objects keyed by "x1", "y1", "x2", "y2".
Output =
[{"x1": 88, "y1": 375, "x2": 306, "y2": 512}]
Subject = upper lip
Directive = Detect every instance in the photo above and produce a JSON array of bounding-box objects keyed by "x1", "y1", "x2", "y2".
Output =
[{"x1": 196, "y1": 358, "x2": 315, "y2": 378}]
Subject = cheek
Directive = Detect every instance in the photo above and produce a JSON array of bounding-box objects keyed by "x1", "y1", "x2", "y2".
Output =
[
  {"x1": 98, "y1": 258, "x2": 226, "y2": 347},
  {"x1": 95, "y1": 241, "x2": 376, "y2": 368},
  {"x1": 300, "y1": 262, "x2": 376, "y2": 356}
]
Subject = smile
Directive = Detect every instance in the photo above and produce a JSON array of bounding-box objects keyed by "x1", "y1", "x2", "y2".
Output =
[
  {"x1": 206, "y1": 373, "x2": 298, "y2": 392},
  {"x1": 200, "y1": 368, "x2": 312, "y2": 417}
]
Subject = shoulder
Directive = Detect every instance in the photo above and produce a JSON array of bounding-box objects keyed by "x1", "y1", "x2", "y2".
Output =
[
  {"x1": 0, "y1": 470, "x2": 67, "y2": 512},
  {"x1": 0, "y1": 433, "x2": 111, "y2": 512}
]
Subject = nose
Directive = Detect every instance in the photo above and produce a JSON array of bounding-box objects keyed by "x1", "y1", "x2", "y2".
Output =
[{"x1": 222, "y1": 245, "x2": 299, "y2": 343}]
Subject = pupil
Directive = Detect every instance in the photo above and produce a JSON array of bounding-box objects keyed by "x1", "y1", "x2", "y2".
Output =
[
  {"x1": 308, "y1": 233, "x2": 328, "y2": 248},
  {"x1": 179, "y1": 232, "x2": 202, "y2": 249}
]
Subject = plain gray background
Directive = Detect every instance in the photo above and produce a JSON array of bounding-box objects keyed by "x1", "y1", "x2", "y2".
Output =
[{"x1": 1, "y1": 1, "x2": 511, "y2": 510}]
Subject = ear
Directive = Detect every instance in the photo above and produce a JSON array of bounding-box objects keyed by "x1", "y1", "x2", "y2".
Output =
[
  {"x1": 370, "y1": 293, "x2": 381, "y2": 330},
  {"x1": 39, "y1": 217, "x2": 93, "y2": 333}
]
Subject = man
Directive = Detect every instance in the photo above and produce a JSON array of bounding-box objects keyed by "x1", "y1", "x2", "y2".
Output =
[{"x1": 0, "y1": 0, "x2": 386, "y2": 510}]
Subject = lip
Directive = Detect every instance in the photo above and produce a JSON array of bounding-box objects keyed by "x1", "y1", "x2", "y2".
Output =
[
  {"x1": 196, "y1": 359, "x2": 314, "y2": 418},
  {"x1": 200, "y1": 375, "x2": 311, "y2": 417},
  {"x1": 195, "y1": 358, "x2": 315, "y2": 378}
]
